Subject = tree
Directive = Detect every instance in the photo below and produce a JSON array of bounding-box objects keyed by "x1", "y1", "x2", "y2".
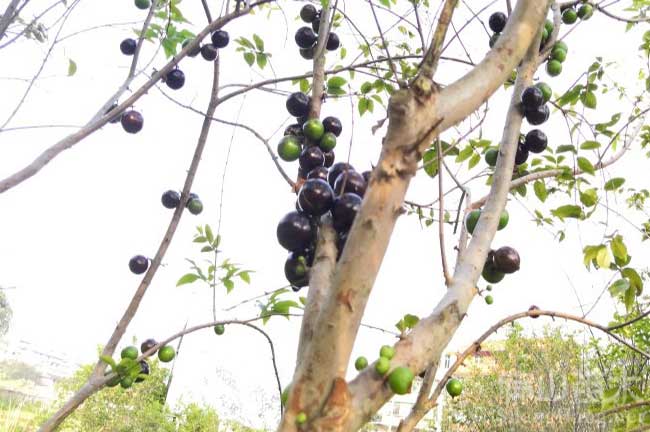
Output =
[
  {"x1": 442, "y1": 325, "x2": 603, "y2": 431},
  {"x1": 0, "y1": 289, "x2": 12, "y2": 337},
  {"x1": 1, "y1": 0, "x2": 650, "y2": 431}
]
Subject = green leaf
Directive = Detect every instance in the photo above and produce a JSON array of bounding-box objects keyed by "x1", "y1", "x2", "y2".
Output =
[
  {"x1": 205, "y1": 225, "x2": 214, "y2": 244},
  {"x1": 177, "y1": 273, "x2": 200, "y2": 286},
  {"x1": 422, "y1": 147, "x2": 438, "y2": 177},
  {"x1": 358, "y1": 98, "x2": 368, "y2": 116},
  {"x1": 534, "y1": 180, "x2": 548, "y2": 202},
  {"x1": 468, "y1": 153, "x2": 481, "y2": 170},
  {"x1": 403, "y1": 314, "x2": 419, "y2": 328},
  {"x1": 581, "y1": 91, "x2": 598, "y2": 109},
  {"x1": 610, "y1": 235, "x2": 628, "y2": 264},
  {"x1": 256, "y1": 52, "x2": 268, "y2": 69},
  {"x1": 67, "y1": 59, "x2": 77, "y2": 76},
  {"x1": 223, "y1": 278, "x2": 235, "y2": 293},
  {"x1": 238, "y1": 271, "x2": 251, "y2": 284},
  {"x1": 605, "y1": 177, "x2": 625, "y2": 191},
  {"x1": 243, "y1": 52, "x2": 255, "y2": 66},
  {"x1": 596, "y1": 246, "x2": 611, "y2": 269},
  {"x1": 252, "y1": 34, "x2": 264, "y2": 51},
  {"x1": 580, "y1": 141, "x2": 601, "y2": 150},
  {"x1": 609, "y1": 279, "x2": 630, "y2": 297},
  {"x1": 327, "y1": 76, "x2": 347, "y2": 88},
  {"x1": 193, "y1": 236, "x2": 207, "y2": 243},
  {"x1": 201, "y1": 245, "x2": 213, "y2": 253},
  {"x1": 580, "y1": 188, "x2": 598, "y2": 207},
  {"x1": 624, "y1": 285, "x2": 636, "y2": 312},
  {"x1": 552, "y1": 205, "x2": 583, "y2": 220},
  {"x1": 622, "y1": 268, "x2": 643, "y2": 295},
  {"x1": 577, "y1": 157, "x2": 595, "y2": 175},
  {"x1": 456, "y1": 146, "x2": 474, "y2": 163},
  {"x1": 556, "y1": 145, "x2": 577, "y2": 154},
  {"x1": 272, "y1": 300, "x2": 300, "y2": 317}
]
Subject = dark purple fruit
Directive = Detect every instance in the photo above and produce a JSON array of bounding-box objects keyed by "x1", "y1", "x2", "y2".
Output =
[
  {"x1": 300, "y1": 4, "x2": 318, "y2": 23},
  {"x1": 211, "y1": 30, "x2": 229, "y2": 48},
  {"x1": 299, "y1": 46, "x2": 315, "y2": 60},
  {"x1": 529, "y1": 305, "x2": 541, "y2": 318},
  {"x1": 277, "y1": 211, "x2": 314, "y2": 251},
  {"x1": 515, "y1": 144, "x2": 529, "y2": 165},
  {"x1": 164, "y1": 68, "x2": 185, "y2": 90},
  {"x1": 311, "y1": 17, "x2": 320, "y2": 33},
  {"x1": 493, "y1": 246, "x2": 520, "y2": 273},
  {"x1": 523, "y1": 129, "x2": 547, "y2": 153},
  {"x1": 521, "y1": 86, "x2": 544, "y2": 111},
  {"x1": 324, "y1": 150, "x2": 335, "y2": 167},
  {"x1": 129, "y1": 255, "x2": 149, "y2": 274},
  {"x1": 362, "y1": 170, "x2": 372, "y2": 183},
  {"x1": 323, "y1": 116, "x2": 342, "y2": 137},
  {"x1": 120, "y1": 38, "x2": 137, "y2": 55},
  {"x1": 140, "y1": 338, "x2": 157, "y2": 354},
  {"x1": 121, "y1": 110, "x2": 143, "y2": 134},
  {"x1": 489, "y1": 33, "x2": 500, "y2": 48},
  {"x1": 105, "y1": 103, "x2": 122, "y2": 123},
  {"x1": 489, "y1": 12, "x2": 507, "y2": 33},
  {"x1": 307, "y1": 166, "x2": 329, "y2": 181},
  {"x1": 299, "y1": 146, "x2": 325, "y2": 172},
  {"x1": 524, "y1": 104, "x2": 550, "y2": 125},
  {"x1": 161, "y1": 190, "x2": 180, "y2": 209},
  {"x1": 286, "y1": 92, "x2": 311, "y2": 117},
  {"x1": 135, "y1": 360, "x2": 149, "y2": 383},
  {"x1": 327, "y1": 162, "x2": 354, "y2": 188},
  {"x1": 326, "y1": 32, "x2": 340, "y2": 51},
  {"x1": 284, "y1": 252, "x2": 310, "y2": 288},
  {"x1": 200, "y1": 43, "x2": 218, "y2": 61},
  {"x1": 298, "y1": 179, "x2": 334, "y2": 217},
  {"x1": 332, "y1": 193, "x2": 362, "y2": 232},
  {"x1": 295, "y1": 27, "x2": 317, "y2": 49},
  {"x1": 182, "y1": 39, "x2": 201, "y2": 57},
  {"x1": 284, "y1": 123, "x2": 304, "y2": 137},
  {"x1": 334, "y1": 170, "x2": 366, "y2": 197}
]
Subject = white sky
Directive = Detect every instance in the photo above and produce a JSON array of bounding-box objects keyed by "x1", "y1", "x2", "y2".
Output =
[{"x1": 1, "y1": 0, "x2": 649, "y2": 428}]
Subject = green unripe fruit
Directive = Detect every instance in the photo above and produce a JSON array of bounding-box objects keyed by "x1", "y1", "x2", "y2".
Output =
[
  {"x1": 388, "y1": 367, "x2": 415, "y2": 395},
  {"x1": 379, "y1": 345, "x2": 395, "y2": 360},
  {"x1": 541, "y1": 28, "x2": 549, "y2": 42},
  {"x1": 446, "y1": 378, "x2": 463, "y2": 397},
  {"x1": 319, "y1": 132, "x2": 337, "y2": 152},
  {"x1": 535, "y1": 82, "x2": 552, "y2": 103},
  {"x1": 482, "y1": 263, "x2": 505, "y2": 284},
  {"x1": 120, "y1": 376, "x2": 134, "y2": 389},
  {"x1": 553, "y1": 41, "x2": 568, "y2": 53},
  {"x1": 303, "y1": 119, "x2": 325, "y2": 141},
  {"x1": 106, "y1": 375, "x2": 121, "y2": 387},
  {"x1": 498, "y1": 210, "x2": 509, "y2": 230},
  {"x1": 544, "y1": 19, "x2": 554, "y2": 35},
  {"x1": 214, "y1": 324, "x2": 225, "y2": 335},
  {"x1": 157, "y1": 345, "x2": 176, "y2": 363},
  {"x1": 121, "y1": 346, "x2": 138, "y2": 360},
  {"x1": 278, "y1": 136, "x2": 302, "y2": 162},
  {"x1": 485, "y1": 295, "x2": 494, "y2": 305},
  {"x1": 296, "y1": 412, "x2": 307, "y2": 425},
  {"x1": 577, "y1": 4, "x2": 593, "y2": 20},
  {"x1": 187, "y1": 198, "x2": 203, "y2": 215},
  {"x1": 551, "y1": 48, "x2": 567, "y2": 63},
  {"x1": 546, "y1": 59, "x2": 562, "y2": 77},
  {"x1": 375, "y1": 357, "x2": 391, "y2": 375},
  {"x1": 465, "y1": 209, "x2": 481, "y2": 234},
  {"x1": 486, "y1": 285, "x2": 493, "y2": 292},
  {"x1": 355, "y1": 356, "x2": 368, "y2": 371},
  {"x1": 485, "y1": 149, "x2": 498, "y2": 167},
  {"x1": 135, "y1": 0, "x2": 151, "y2": 9},
  {"x1": 562, "y1": 8, "x2": 578, "y2": 24}
]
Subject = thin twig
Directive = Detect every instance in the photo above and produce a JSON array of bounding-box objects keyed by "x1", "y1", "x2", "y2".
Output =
[{"x1": 436, "y1": 139, "x2": 451, "y2": 285}]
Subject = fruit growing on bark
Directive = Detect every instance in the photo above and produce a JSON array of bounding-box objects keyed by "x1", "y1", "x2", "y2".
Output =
[
  {"x1": 285, "y1": 252, "x2": 310, "y2": 288},
  {"x1": 135, "y1": 0, "x2": 150, "y2": 10},
  {"x1": 521, "y1": 86, "x2": 544, "y2": 110},
  {"x1": 524, "y1": 129, "x2": 548, "y2": 153},
  {"x1": 489, "y1": 33, "x2": 500, "y2": 48},
  {"x1": 187, "y1": 197, "x2": 203, "y2": 215},
  {"x1": 535, "y1": 82, "x2": 552, "y2": 103},
  {"x1": 296, "y1": 412, "x2": 308, "y2": 425},
  {"x1": 300, "y1": 4, "x2": 318, "y2": 23},
  {"x1": 278, "y1": 136, "x2": 302, "y2": 162},
  {"x1": 120, "y1": 376, "x2": 134, "y2": 389},
  {"x1": 334, "y1": 170, "x2": 366, "y2": 197},
  {"x1": 158, "y1": 345, "x2": 175, "y2": 363},
  {"x1": 299, "y1": 46, "x2": 314, "y2": 60},
  {"x1": 200, "y1": 43, "x2": 218, "y2": 61},
  {"x1": 546, "y1": 59, "x2": 563, "y2": 76},
  {"x1": 380, "y1": 345, "x2": 395, "y2": 360},
  {"x1": 307, "y1": 166, "x2": 329, "y2": 181},
  {"x1": 332, "y1": 193, "x2": 362, "y2": 232},
  {"x1": 485, "y1": 295, "x2": 494, "y2": 305},
  {"x1": 140, "y1": 338, "x2": 157, "y2": 354},
  {"x1": 286, "y1": 92, "x2": 311, "y2": 117},
  {"x1": 303, "y1": 118, "x2": 325, "y2": 141},
  {"x1": 562, "y1": 7, "x2": 578, "y2": 24},
  {"x1": 164, "y1": 68, "x2": 185, "y2": 90},
  {"x1": 482, "y1": 252, "x2": 505, "y2": 283},
  {"x1": 120, "y1": 38, "x2": 136, "y2": 55},
  {"x1": 355, "y1": 356, "x2": 368, "y2": 371},
  {"x1": 299, "y1": 146, "x2": 325, "y2": 172},
  {"x1": 129, "y1": 255, "x2": 148, "y2": 274},
  {"x1": 515, "y1": 143, "x2": 529, "y2": 166},
  {"x1": 211, "y1": 30, "x2": 229, "y2": 48},
  {"x1": 121, "y1": 346, "x2": 138, "y2": 360},
  {"x1": 135, "y1": 359, "x2": 149, "y2": 383},
  {"x1": 529, "y1": 305, "x2": 541, "y2": 318},
  {"x1": 319, "y1": 132, "x2": 337, "y2": 152},
  {"x1": 324, "y1": 150, "x2": 335, "y2": 167},
  {"x1": 524, "y1": 104, "x2": 550, "y2": 125},
  {"x1": 577, "y1": 4, "x2": 593, "y2": 19},
  {"x1": 295, "y1": 27, "x2": 317, "y2": 48},
  {"x1": 375, "y1": 357, "x2": 390, "y2": 375},
  {"x1": 446, "y1": 378, "x2": 463, "y2": 397},
  {"x1": 326, "y1": 32, "x2": 340, "y2": 51},
  {"x1": 277, "y1": 211, "x2": 314, "y2": 251},
  {"x1": 327, "y1": 162, "x2": 353, "y2": 187},
  {"x1": 493, "y1": 246, "x2": 521, "y2": 273},
  {"x1": 498, "y1": 210, "x2": 509, "y2": 230},
  {"x1": 388, "y1": 367, "x2": 415, "y2": 395},
  {"x1": 488, "y1": 12, "x2": 507, "y2": 33},
  {"x1": 298, "y1": 179, "x2": 334, "y2": 217},
  {"x1": 161, "y1": 190, "x2": 181, "y2": 209},
  {"x1": 465, "y1": 210, "x2": 481, "y2": 234},
  {"x1": 485, "y1": 148, "x2": 498, "y2": 167},
  {"x1": 214, "y1": 324, "x2": 225, "y2": 335},
  {"x1": 121, "y1": 110, "x2": 144, "y2": 133}
]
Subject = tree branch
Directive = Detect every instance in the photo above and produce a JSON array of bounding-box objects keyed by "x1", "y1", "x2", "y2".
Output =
[
  {"x1": 418, "y1": 0, "x2": 458, "y2": 80},
  {"x1": 0, "y1": 0, "x2": 22, "y2": 41},
  {"x1": 436, "y1": 138, "x2": 451, "y2": 285}
]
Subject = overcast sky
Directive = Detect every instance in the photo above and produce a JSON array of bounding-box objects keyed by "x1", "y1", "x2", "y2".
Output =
[{"x1": 1, "y1": 0, "x2": 648, "y2": 428}]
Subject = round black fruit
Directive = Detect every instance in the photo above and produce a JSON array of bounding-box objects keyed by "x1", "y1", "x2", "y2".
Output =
[
  {"x1": 295, "y1": 27, "x2": 317, "y2": 48},
  {"x1": 524, "y1": 129, "x2": 547, "y2": 153},
  {"x1": 493, "y1": 246, "x2": 520, "y2": 273},
  {"x1": 286, "y1": 92, "x2": 311, "y2": 117},
  {"x1": 525, "y1": 104, "x2": 550, "y2": 126},
  {"x1": 327, "y1": 162, "x2": 354, "y2": 188},
  {"x1": 326, "y1": 33, "x2": 340, "y2": 51},
  {"x1": 311, "y1": 17, "x2": 320, "y2": 33},
  {"x1": 299, "y1": 146, "x2": 325, "y2": 172},
  {"x1": 332, "y1": 193, "x2": 362, "y2": 232},
  {"x1": 285, "y1": 252, "x2": 310, "y2": 288},
  {"x1": 182, "y1": 39, "x2": 201, "y2": 57},
  {"x1": 161, "y1": 190, "x2": 180, "y2": 209},
  {"x1": 300, "y1": 4, "x2": 318, "y2": 23},
  {"x1": 362, "y1": 170, "x2": 372, "y2": 183},
  {"x1": 521, "y1": 86, "x2": 544, "y2": 110},
  {"x1": 135, "y1": 360, "x2": 149, "y2": 383},
  {"x1": 515, "y1": 144, "x2": 529, "y2": 166},
  {"x1": 211, "y1": 30, "x2": 229, "y2": 48},
  {"x1": 165, "y1": 68, "x2": 185, "y2": 90},
  {"x1": 299, "y1": 46, "x2": 315, "y2": 60},
  {"x1": 298, "y1": 179, "x2": 334, "y2": 217},
  {"x1": 296, "y1": 115, "x2": 309, "y2": 126},
  {"x1": 334, "y1": 170, "x2": 367, "y2": 197},
  {"x1": 121, "y1": 110, "x2": 143, "y2": 134},
  {"x1": 323, "y1": 116, "x2": 342, "y2": 137},
  {"x1": 200, "y1": 43, "x2": 218, "y2": 61},
  {"x1": 284, "y1": 123, "x2": 303, "y2": 137},
  {"x1": 307, "y1": 166, "x2": 329, "y2": 181},
  {"x1": 489, "y1": 12, "x2": 507, "y2": 33},
  {"x1": 277, "y1": 211, "x2": 314, "y2": 251},
  {"x1": 323, "y1": 150, "x2": 335, "y2": 167},
  {"x1": 140, "y1": 338, "x2": 157, "y2": 354},
  {"x1": 129, "y1": 255, "x2": 149, "y2": 274},
  {"x1": 120, "y1": 38, "x2": 137, "y2": 55}
]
